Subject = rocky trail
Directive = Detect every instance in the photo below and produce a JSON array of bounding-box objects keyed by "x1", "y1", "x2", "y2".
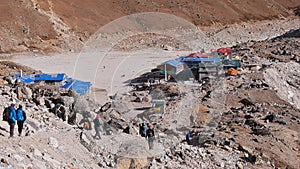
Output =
[
  {"x1": 0, "y1": 1, "x2": 299, "y2": 168},
  {"x1": 1, "y1": 0, "x2": 300, "y2": 54},
  {"x1": 0, "y1": 26, "x2": 299, "y2": 168}
]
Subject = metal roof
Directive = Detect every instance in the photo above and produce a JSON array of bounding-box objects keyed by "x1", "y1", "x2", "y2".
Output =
[
  {"x1": 165, "y1": 60, "x2": 184, "y2": 67},
  {"x1": 14, "y1": 73, "x2": 91, "y2": 95}
]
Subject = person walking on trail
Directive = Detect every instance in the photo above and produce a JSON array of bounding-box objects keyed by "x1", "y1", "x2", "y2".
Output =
[
  {"x1": 16, "y1": 105, "x2": 26, "y2": 136},
  {"x1": 8, "y1": 104, "x2": 17, "y2": 137},
  {"x1": 139, "y1": 123, "x2": 147, "y2": 137},
  {"x1": 146, "y1": 124, "x2": 155, "y2": 150},
  {"x1": 186, "y1": 132, "x2": 191, "y2": 145},
  {"x1": 79, "y1": 112, "x2": 92, "y2": 130},
  {"x1": 142, "y1": 123, "x2": 147, "y2": 137},
  {"x1": 123, "y1": 125, "x2": 130, "y2": 134},
  {"x1": 139, "y1": 123, "x2": 143, "y2": 136},
  {"x1": 93, "y1": 114, "x2": 101, "y2": 139}
]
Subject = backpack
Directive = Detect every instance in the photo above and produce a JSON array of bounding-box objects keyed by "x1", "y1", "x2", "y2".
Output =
[
  {"x1": 2, "y1": 107, "x2": 10, "y2": 121},
  {"x1": 83, "y1": 121, "x2": 91, "y2": 130},
  {"x1": 17, "y1": 108, "x2": 26, "y2": 121},
  {"x1": 147, "y1": 129, "x2": 154, "y2": 137}
]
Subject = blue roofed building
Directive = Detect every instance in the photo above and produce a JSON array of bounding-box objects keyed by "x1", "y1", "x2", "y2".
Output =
[
  {"x1": 14, "y1": 73, "x2": 92, "y2": 95},
  {"x1": 157, "y1": 60, "x2": 184, "y2": 75},
  {"x1": 14, "y1": 73, "x2": 66, "y2": 83},
  {"x1": 60, "y1": 78, "x2": 92, "y2": 95}
]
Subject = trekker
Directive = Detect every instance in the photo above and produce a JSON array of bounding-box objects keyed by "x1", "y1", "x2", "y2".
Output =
[
  {"x1": 139, "y1": 123, "x2": 147, "y2": 137},
  {"x1": 79, "y1": 112, "x2": 92, "y2": 130},
  {"x1": 139, "y1": 123, "x2": 143, "y2": 136},
  {"x1": 93, "y1": 114, "x2": 101, "y2": 139},
  {"x1": 8, "y1": 104, "x2": 17, "y2": 137},
  {"x1": 142, "y1": 123, "x2": 147, "y2": 137},
  {"x1": 146, "y1": 124, "x2": 155, "y2": 150},
  {"x1": 123, "y1": 125, "x2": 130, "y2": 134},
  {"x1": 186, "y1": 132, "x2": 191, "y2": 145},
  {"x1": 16, "y1": 105, "x2": 26, "y2": 136}
]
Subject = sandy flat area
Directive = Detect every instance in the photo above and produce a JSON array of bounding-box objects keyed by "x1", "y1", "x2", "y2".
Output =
[
  {"x1": 10, "y1": 50, "x2": 188, "y2": 96},
  {"x1": 9, "y1": 18, "x2": 300, "y2": 101}
]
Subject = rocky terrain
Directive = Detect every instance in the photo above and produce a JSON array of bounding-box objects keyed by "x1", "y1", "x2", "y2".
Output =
[
  {"x1": 0, "y1": 0, "x2": 300, "y2": 53},
  {"x1": 0, "y1": 1, "x2": 299, "y2": 169},
  {"x1": 0, "y1": 27, "x2": 299, "y2": 168}
]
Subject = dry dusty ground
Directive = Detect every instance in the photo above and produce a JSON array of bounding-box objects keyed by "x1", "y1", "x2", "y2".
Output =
[
  {"x1": 0, "y1": 1, "x2": 299, "y2": 168},
  {"x1": 0, "y1": 0, "x2": 300, "y2": 53}
]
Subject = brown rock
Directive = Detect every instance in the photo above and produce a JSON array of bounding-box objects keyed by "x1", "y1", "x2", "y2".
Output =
[
  {"x1": 0, "y1": 158, "x2": 8, "y2": 164},
  {"x1": 116, "y1": 157, "x2": 148, "y2": 169},
  {"x1": 16, "y1": 85, "x2": 32, "y2": 100}
]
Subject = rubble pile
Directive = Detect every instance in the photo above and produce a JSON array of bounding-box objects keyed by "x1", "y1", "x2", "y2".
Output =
[
  {"x1": 113, "y1": 33, "x2": 191, "y2": 51},
  {"x1": 0, "y1": 28, "x2": 300, "y2": 168}
]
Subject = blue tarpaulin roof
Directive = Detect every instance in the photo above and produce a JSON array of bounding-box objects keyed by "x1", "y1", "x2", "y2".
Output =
[
  {"x1": 177, "y1": 57, "x2": 221, "y2": 63},
  {"x1": 14, "y1": 73, "x2": 66, "y2": 83},
  {"x1": 60, "y1": 78, "x2": 92, "y2": 95},
  {"x1": 14, "y1": 73, "x2": 91, "y2": 95}
]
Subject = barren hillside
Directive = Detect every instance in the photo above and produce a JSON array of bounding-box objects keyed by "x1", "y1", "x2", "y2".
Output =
[
  {"x1": 0, "y1": 0, "x2": 299, "y2": 53},
  {"x1": 0, "y1": 1, "x2": 300, "y2": 168},
  {"x1": 0, "y1": 30, "x2": 299, "y2": 168}
]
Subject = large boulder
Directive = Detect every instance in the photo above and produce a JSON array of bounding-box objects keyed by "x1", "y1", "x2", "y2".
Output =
[
  {"x1": 16, "y1": 85, "x2": 32, "y2": 100},
  {"x1": 53, "y1": 96, "x2": 75, "y2": 108},
  {"x1": 48, "y1": 137, "x2": 59, "y2": 148},
  {"x1": 3, "y1": 76, "x2": 15, "y2": 85},
  {"x1": 33, "y1": 97, "x2": 45, "y2": 106},
  {"x1": 1, "y1": 86, "x2": 12, "y2": 96},
  {"x1": 116, "y1": 157, "x2": 148, "y2": 169},
  {"x1": 67, "y1": 111, "x2": 77, "y2": 125},
  {"x1": 73, "y1": 96, "x2": 89, "y2": 114},
  {"x1": 45, "y1": 99, "x2": 55, "y2": 109},
  {"x1": 112, "y1": 101, "x2": 129, "y2": 114},
  {"x1": 52, "y1": 104, "x2": 68, "y2": 121}
]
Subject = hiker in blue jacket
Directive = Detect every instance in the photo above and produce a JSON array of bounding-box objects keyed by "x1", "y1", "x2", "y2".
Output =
[
  {"x1": 16, "y1": 105, "x2": 26, "y2": 136},
  {"x1": 8, "y1": 103, "x2": 17, "y2": 137}
]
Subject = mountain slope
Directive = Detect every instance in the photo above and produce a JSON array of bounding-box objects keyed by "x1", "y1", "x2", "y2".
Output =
[{"x1": 0, "y1": 0, "x2": 299, "y2": 53}]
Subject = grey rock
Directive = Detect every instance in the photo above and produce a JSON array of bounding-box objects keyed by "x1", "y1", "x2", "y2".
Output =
[
  {"x1": 1, "y1": 86, "x2": 12, "y2": 96},
  {"x1": 33, "y1": 97, "x2": 45, "y2": 106},
  {"x1": 239, "y1": 97, "x2": 256, "y2": 106},
  {"x1": 56, "y1": 96, "x2": 74, "y2": 108},
  {"x1": 48, "y1": 137, "x2": 59, "y2": 148},
  {"x1": 112, "y1": 101, "x2": 129, "y2": 113},
  {"x1": 73, "y1": 96, "x2": 89, "y2": 113},
  {"x1": 80, "y1": 132, "x2": 91, "y2": 146},
  {"x1": 32, "y1": 160, "x2": 47, "y2": 169},
  {"x1": 134, "y1": 96, "x2": 143, "y2": 102},
  {"x1": 42, "y1": 153, "x2": 60, "y2": 168},
  {"x1": 3, "y1": 76, "x2": 15, "y2": 85},
  {"x1": 33, "y1": 148, "x2": 43, "y2": 157},
  {"x1": 13, "y1": 154, "x2": 24, "y2": 162},
  {"x1": 52, "y1": 104, "x2": 68, "y2": 121},
  {"x1": 142, "y1": 96, "x2": 150, "y2": 102},
  {"x1": 45, "y1": 99, "x2": 55, "y2": 109}
]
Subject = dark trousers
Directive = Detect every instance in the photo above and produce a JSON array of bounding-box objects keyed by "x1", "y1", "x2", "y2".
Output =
[
  {"x1": 17, "y1": 121, "x2": 24, "y2": 136},
  {"x1": 9, "y1": 121, "x2": 15, "y2": 137},
  {"x1": 148, "y1": 137, "x2": 155, "y2": 150},
  {"x1": 94, "y1": 126, "x2": 101, "y2": 139},
  {"x1": 186, "y1": 138, "x2": 190, "y2": 145}
]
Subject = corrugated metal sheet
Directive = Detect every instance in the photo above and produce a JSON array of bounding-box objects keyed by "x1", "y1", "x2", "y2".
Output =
[
  {"x1": 14, "y1": 73, "x2": 66, "y2": 82},
  {"x1": 60, "y1": 78, "x2": 92, "y2": 95},
  {"x1": 14, "y1": 73, "x2": 92, "y2": 95},
  {"x1": 165, "y1": 60, "x2": 184, "y2": 67},
  {"x1": 177, "y1": 57, "x2": 221, "y2": 63}
]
